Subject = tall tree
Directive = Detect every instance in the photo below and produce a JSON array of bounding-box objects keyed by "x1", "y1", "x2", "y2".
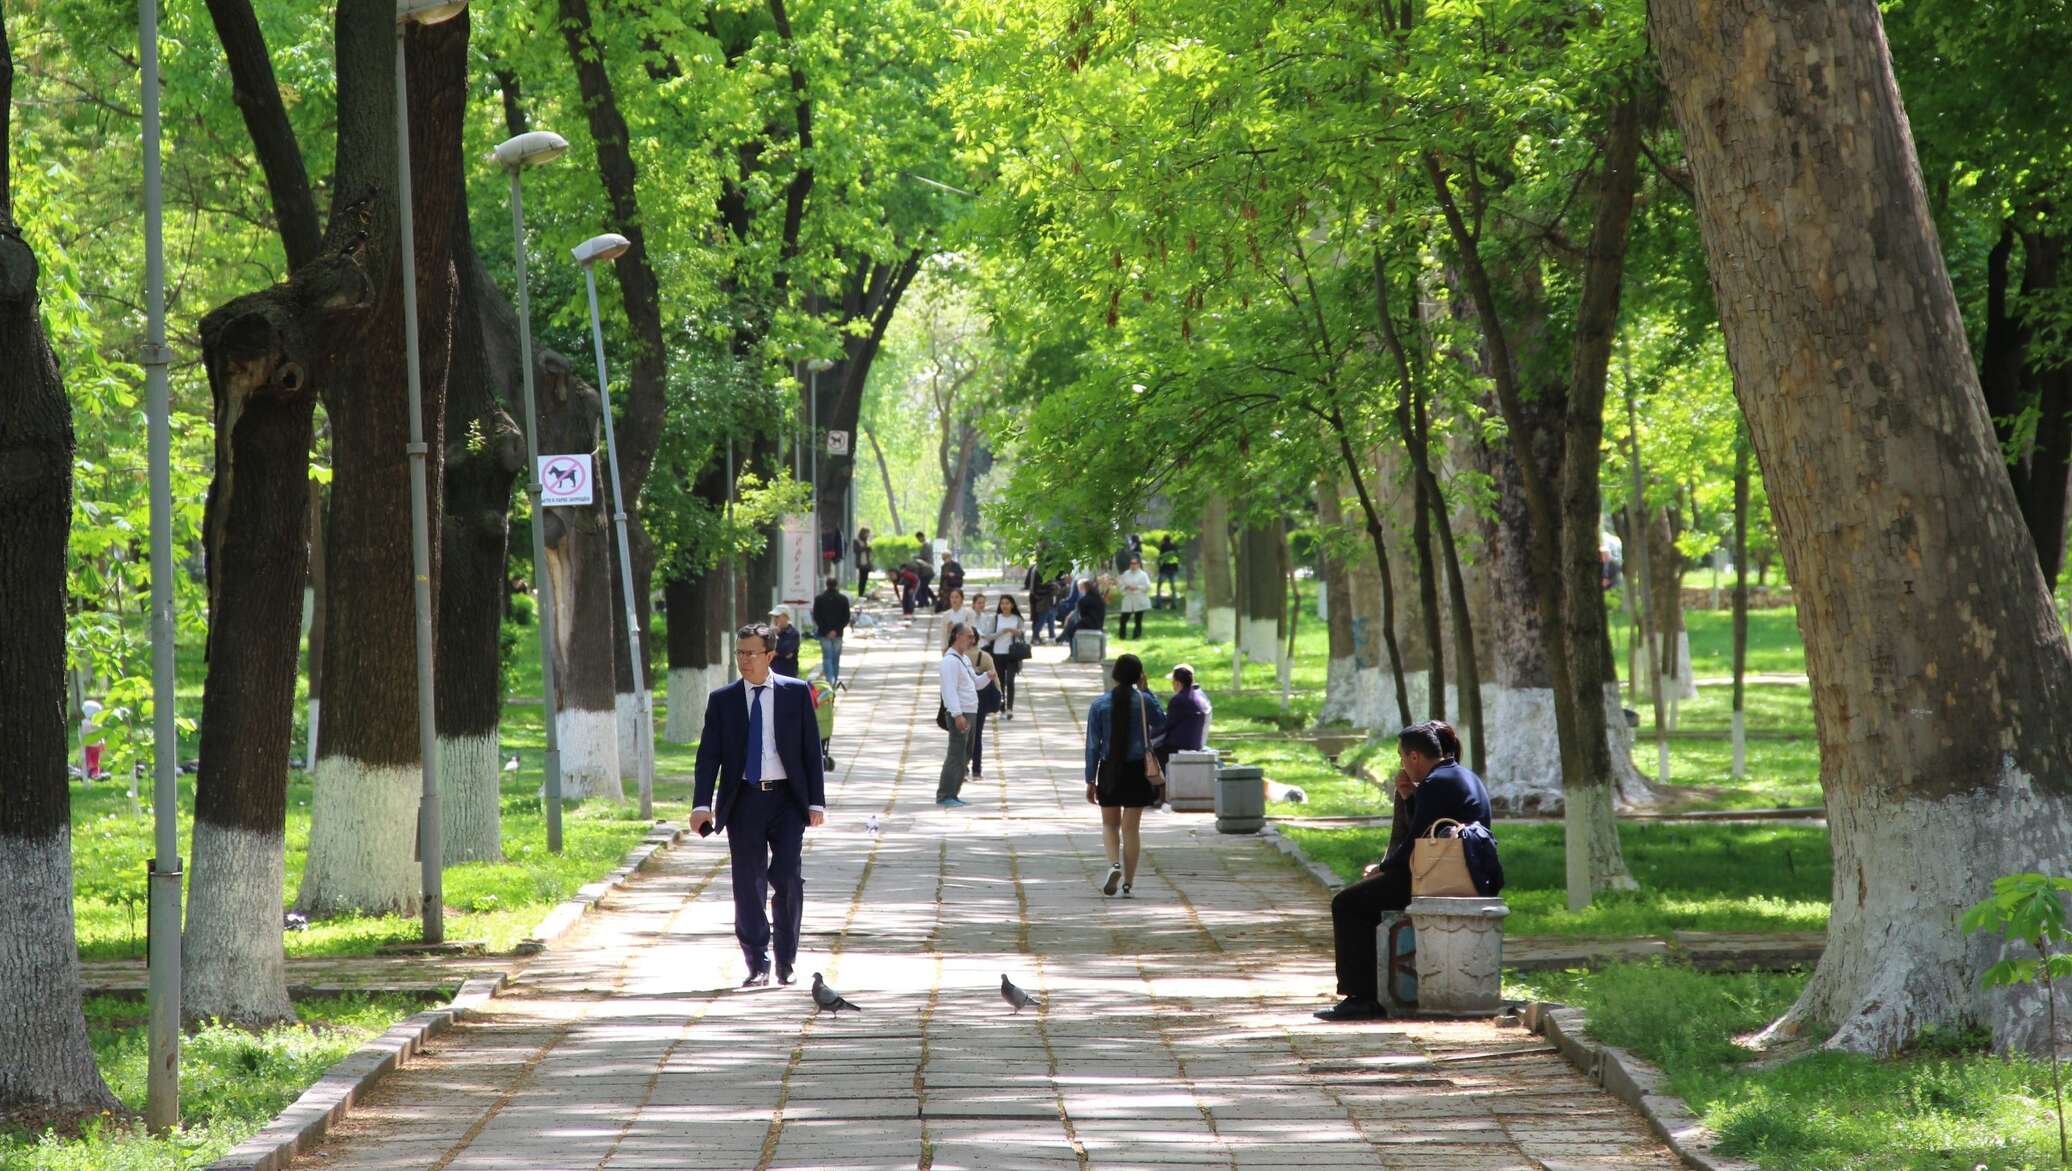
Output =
[
  {"x1": 0, "y1": 8, "x2": 122, "y2": 1118},
  {"x1": 1654, "y1": 0, "x2": 2072, "y2": 1053},
  {"x1": 287, "y1": 1, "x2": 472, "y2": 915}
]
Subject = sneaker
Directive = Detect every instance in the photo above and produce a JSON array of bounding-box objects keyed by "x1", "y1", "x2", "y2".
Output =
[
  {"x1": 1313, "y1": 996, "x2": 1388, "y2": 1022},
  {"x1": 1120, "y1": 884, "x2": 1133, "y2": 898},
  {"x1": 938, "y1": 797, "x2": 968, "y2": 808},
  {"x1": 1002, "y1": 712, "x2": 1014, "y2": 721},
  {"x1": 1102, "y1": 864, "x2": 1122, "y2": 895}
]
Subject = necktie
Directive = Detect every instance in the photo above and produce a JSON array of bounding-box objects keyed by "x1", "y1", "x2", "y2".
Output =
[{"x1": 744, "y1": 685, "x2": 766, "y2": 783}]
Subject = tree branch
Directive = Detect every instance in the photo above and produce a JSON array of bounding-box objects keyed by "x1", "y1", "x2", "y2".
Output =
[{"x1": 204, "y1": 0, "x2": 321, "y2": 270}]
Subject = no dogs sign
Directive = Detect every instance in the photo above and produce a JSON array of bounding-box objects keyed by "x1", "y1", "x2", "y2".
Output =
[{"x1": 539, "y1": 454, "x2": 594, "y2": 507}]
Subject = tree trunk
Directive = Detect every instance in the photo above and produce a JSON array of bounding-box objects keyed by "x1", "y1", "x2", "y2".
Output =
[
  {"x1": 536, "y1": 353, "x2": 621, "y2": 800},
  {"x1": 0, "y1": 19, "x2": 123, "y2": 1111},
  {"x1": 1655, "y1": 0, "x2": 2072, "y2": 1055},
  {"x1": 1315, "y1": 477, "x2": 1362, "y2": 726},
  {"x1": 558, "y1": 0, "x2": 671, "y2": 777},
  {"x1": 185, "y1": 264, "x2": 341, "y2": 1027},
  {"x1": 299, "y1": 4, "x2": 470, "y2": 917},
  {"x1": 433, "y1": 246, "x2": 525, "y2": 861},
  {"x1": 1646, "y1": 504, "x2": 1697, "y2": 706},
  {"x1": 1238, "y1": 519, "x2": 1286, "y2": 669},
  {"x1": 663, "y1": 568, "x2": 727, "y2": 743},
  {"x1": 1428, "y1": 97, "x2": 1652, "y2": 898},
  {"x1": 1982, "y1": 222, "x2": 2072, "y2": 586},
  {"x1": 865, "y1": 425, "x2": 903, "y2": 535},
  {"x1": 1201, "y1": 493, "x2": 1236, "y2": 643}
]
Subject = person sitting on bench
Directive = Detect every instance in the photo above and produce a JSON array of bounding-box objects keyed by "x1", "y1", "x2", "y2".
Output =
[{"x1": 1314, "y1": 720, "x2": 1491, "y2": 1022}]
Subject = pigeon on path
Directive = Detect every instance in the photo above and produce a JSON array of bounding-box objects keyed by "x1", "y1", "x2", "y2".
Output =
[
  {"x1": 1000, "y1": 974, "x2": 1040, "y2": 1014},
  {"x1": 864, "y1": 814, "x2": 881, "y2": 835},
  {"x1": 812, "y1": 973, "x2": 861, "y2": 1015}
]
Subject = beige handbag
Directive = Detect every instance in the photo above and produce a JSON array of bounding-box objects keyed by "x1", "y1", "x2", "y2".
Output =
[
  {"x1": 1410, "y1": 818, "x2": 1477, "y2": 897},
  {"x1": 1137, "y1": 691, "x2": 1164, "y2": 783}
]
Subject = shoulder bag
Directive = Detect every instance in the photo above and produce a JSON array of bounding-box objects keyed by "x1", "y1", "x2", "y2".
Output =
[
  {"x1": 1410, "y1": 818, "x2": 1479, "y2": 898},
  {"x1": 1137, "y1": 691, "x2": 1164, "y2": 806}
]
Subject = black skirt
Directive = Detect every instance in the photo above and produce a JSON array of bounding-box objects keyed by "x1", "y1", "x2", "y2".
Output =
[{"x1": 1096, "y1": 756, "x2": 1158, "y2": 808}]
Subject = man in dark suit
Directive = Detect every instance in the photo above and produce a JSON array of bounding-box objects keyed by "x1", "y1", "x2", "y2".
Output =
[{"x1": 693, "y1": 623, "x2": 828, "y2": 987}]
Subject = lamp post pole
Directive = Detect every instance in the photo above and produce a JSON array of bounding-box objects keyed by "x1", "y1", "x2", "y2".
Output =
[
  {"x1": 140, "y1": 0, "x2": 181, "y2": 1132},
  {"x1": 393, "y1": 1, "x2": 464, "y2": 944},
  {"x1": 493, "y1": 130, "x2": 570, "y2": 850},
  {"x1": 575, "y1": 235, "x2": 655, "y2": 819}
]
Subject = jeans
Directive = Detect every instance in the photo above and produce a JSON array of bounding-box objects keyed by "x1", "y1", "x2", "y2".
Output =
[
  {"x1": 938, "y1": 724, "x2": 969, "y2": 801},
  {"x1": 818, "y1": 635, "x2": 842, "y2": 684},
  {"x1": 1034, "y1": 610, "x2": 1058, "y2": 640},
  {"x1": 968, "y1": 712, "x2": 987, "y2": 775}
]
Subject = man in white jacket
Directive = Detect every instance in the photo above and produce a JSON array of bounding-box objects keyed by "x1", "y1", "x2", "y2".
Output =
[{"x1": 938, "y1": 623, "x2": 983, "y2": 807}]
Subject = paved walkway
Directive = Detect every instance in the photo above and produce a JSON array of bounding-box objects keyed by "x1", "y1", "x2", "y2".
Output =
[{"x1": 290, "y1": 613, "x2": 1679, "y2": 1171}]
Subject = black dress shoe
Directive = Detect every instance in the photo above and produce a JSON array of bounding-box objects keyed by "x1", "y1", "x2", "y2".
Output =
[
  {"x1": 1313, "y1": 997, "x2": 1388, "y2": 1022},
  {"x1": 741, "y1": 969, "x2": 771, "y2": 988},
  {"x1": 777, "y1": 967, "x2": 796, "y2": 986}
]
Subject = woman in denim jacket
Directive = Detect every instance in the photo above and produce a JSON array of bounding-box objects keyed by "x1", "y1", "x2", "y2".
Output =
[{"x1": 1085, "y1": 654, "x2": 1167, "y2": 898}]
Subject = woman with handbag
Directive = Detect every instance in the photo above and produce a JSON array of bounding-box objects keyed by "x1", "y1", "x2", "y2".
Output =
[
  {"x1": 1083, "y1": 654, "x2": 1167, "y2": 898},
  {"x1": 1315, "y1": 720, "x2": 1492, "y2": 1022},
  {"x1": 988, "y1": 595, "x2": 1027, "y2": 720}
]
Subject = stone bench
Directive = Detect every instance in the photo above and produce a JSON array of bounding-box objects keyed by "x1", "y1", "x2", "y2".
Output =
[{"x1": 1376, "y1": 896, "x2": 1509, "y2": 1016}]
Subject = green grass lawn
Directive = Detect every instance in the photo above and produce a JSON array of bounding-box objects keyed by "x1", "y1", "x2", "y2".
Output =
[
  {"x1": 1505, "y1": 964, "x2": 2070, "y2": 1171},
  {"x1": 1284, "y1": 821, "x2": 1832, "y2": 937},
  {"x1": 0, "y1": 993, "x2": 436, "y2": 1171}
]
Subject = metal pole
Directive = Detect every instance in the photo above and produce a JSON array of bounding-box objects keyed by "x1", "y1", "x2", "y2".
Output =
[
  {"x1": 583, "y1": 266, "x2": 655, "y2": 819},
  {"x1": 510, "y1": 169, "x2": 564, "y2": 852},
  {"x1": 395, "y1": 25, "x2": 443, "y2": 940},
  {"x1": 725, "y1": 435, "x2": 737, "y2": 681},
  {"x1": 809, "y1": 366, "x2": 819, "y2": 532},
  {"x1": 140, "y1": 0, "x2": 182, "y2": 1133}
]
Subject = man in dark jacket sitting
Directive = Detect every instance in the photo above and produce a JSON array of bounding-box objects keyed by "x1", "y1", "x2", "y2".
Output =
[{"x1": 1315, "y1": 720, "x2": 1492, "y2": 1022}]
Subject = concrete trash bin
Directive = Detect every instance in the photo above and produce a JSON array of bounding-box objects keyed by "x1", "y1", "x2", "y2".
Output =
[
  {"x1": 1071, "y1": 628, "x2": 1107, "y2": 663},
  {"x1": 1406, "y1": 896, "x2": 1508, "y2": 1016},
  {"x1": 1214, "y1": 764, "x2": 1265, "y2": 833},
  {"x1": 1165, "y1": 750, "x2": 1218, "y2": 812}
]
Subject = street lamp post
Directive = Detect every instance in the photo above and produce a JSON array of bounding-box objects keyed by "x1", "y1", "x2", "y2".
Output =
[
  {"x1": 807, "y1": 358, "x2": 833, "y2": 556},
  {"x1": 139, "y1": 0, "x2": 181, "y2": 1132},
  {"x1": 573, "y1": 233, "x2": 656, "y2": 819},
  {"x1": 492, "y1": 129, "x2": 570, "y2": 850},
  {"x1": 394, "y1": 0, "x2": 469, "y2": 943}
]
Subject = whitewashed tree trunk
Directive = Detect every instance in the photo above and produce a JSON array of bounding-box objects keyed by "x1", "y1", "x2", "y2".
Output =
[
  {"x1": 438, "y1": 732, "x2": 503, "y2": 863},
  {"x1": 1657, "y1": 0, "x2": 2072, "y2": 1053},
  {"x1": 298, "y1": 759, "x2": 420, "y2": 916},
  {"x1": 0, "y1": 834, "x2": 120, "y2": 1117},
  {"x1": 184, "y1": 824, "x2": 295, "y2": 1026},
  {"x1": 557, "y1": 707, "x2": 623, "y2": 801}
]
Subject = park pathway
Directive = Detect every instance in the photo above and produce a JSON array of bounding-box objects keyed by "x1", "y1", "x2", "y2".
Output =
[{"x1": 288, "y1": 608, "x2": 1681, "y2": 1171}]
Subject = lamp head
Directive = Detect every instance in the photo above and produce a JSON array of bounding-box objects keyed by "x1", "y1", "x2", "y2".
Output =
[
  {"x1": 573, "y1": 233, "x2": 633, "y2": 265},
  {"x1": 806, "y1": 358, "x2": 837, "y2": 373},
  {"x1": 490, "y1": 130, "x2": 569, "y2": 170},
  {"x1": 397, "y1": 0, "x2": 468, "y2": 25}
]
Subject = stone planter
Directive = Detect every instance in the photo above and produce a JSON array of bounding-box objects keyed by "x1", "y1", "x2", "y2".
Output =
[
  {"x1": 1071, "y1": 628, "x2": 1107, "y2": 663},
  {"x1": 1165, "y1": 749, "x2": 1218, "y2": 812},
  {"x1": 1407, "y1": 896, "x2": 1508, "y2": 1016},
  {"x1": 1214, "y1": 764, "x2": 1264, "y2": 833}
]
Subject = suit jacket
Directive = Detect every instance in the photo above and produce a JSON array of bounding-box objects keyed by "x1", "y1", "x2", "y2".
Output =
[{"x1": 693, "y1": 675, "x2": 826, "y2": 830}]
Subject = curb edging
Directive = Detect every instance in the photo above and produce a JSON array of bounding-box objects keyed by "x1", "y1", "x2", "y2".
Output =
[
  {"x1": 1259, "y1": 822, "x2": 1347, "y2": 892},
  {"x1": 1524, "y1": 1002, "x2": 1759, "y2": 1171},
  {"x1": 207, "y1": 820, "x2": 686, "y2": 1171}
]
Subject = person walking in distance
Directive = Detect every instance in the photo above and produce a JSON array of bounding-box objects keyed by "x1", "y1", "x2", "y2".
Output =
[
  {"x1": 938, "y1": 622, "x2": 985, "y2": 807},
  {"x1": 769, "y1": 608, "x2": 802, "y2": 679},
  {"x1": 1117, "y1": 556, "x2": 1153, "y2": 639},
  {"x1": 811, "y1": 577, "x2": 851, "y2": 687},
  {"x1": 853, "y1": 527, "x2": 874, "y2": 597},
  {"x1": 692, "y1": 624, "x2": 828, "y2": 988},
  {"x1": 988, "y1": 595, "x2": 1027, "y2": 720},
  {"x1": 1084, "y1": 654, "x2": 1166, "y2": 898}
]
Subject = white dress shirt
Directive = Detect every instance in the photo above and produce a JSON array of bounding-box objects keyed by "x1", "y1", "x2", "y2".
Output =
[
  {"x1": 940, "y1": 650, "x2": 980, "y2": 717},
  {"x1": 693, "y1": 679, "x2": 824, "y2": 816}
]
